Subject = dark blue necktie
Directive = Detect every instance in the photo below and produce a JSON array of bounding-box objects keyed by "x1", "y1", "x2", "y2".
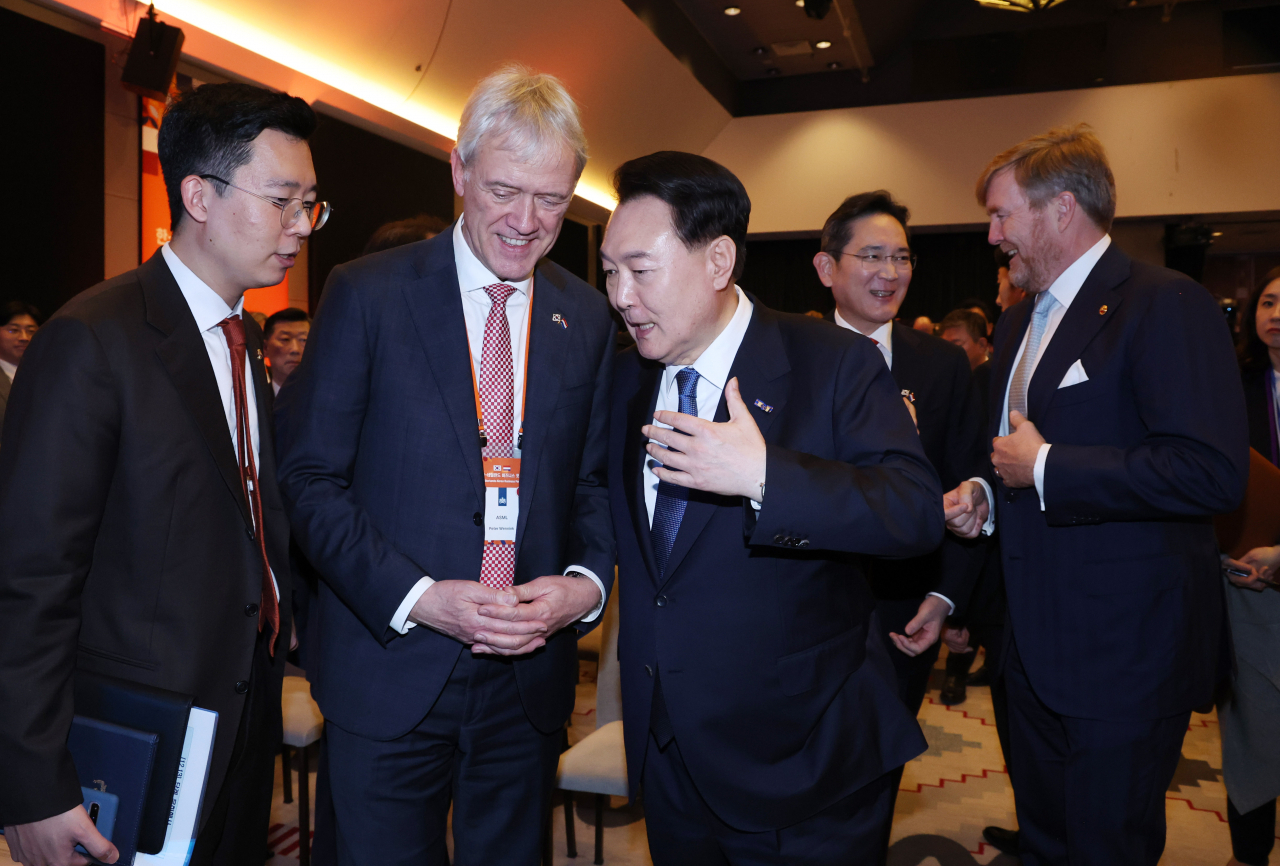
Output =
[{"x1": 651, "y1": 367, "x2": 699, "y2": 578}]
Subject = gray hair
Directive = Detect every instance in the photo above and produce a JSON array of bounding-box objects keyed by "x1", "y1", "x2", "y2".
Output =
[{"x1": 455, "y1": 64, "x2": 588, "y2": 178}]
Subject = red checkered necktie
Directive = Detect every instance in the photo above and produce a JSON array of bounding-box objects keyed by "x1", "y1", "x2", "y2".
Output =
[
  {"x1": 478, "y1": 284, "x2": 517, "y2": 590},
  {"x1": 215, "y1": 315, "x2": 281, "y2": 655}
]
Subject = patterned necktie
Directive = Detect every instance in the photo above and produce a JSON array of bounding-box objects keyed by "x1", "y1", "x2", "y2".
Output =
[
  {"x1": 478, "y1": 283, "x2": 518, "y2": 590},
  {"x1": 215, "y1": 315, "x2": 280, "y2": 655},
  {"x1": 1008, "y1": 291, "x2": 1059, "y2": 419},
  {"x1": 651, "y1": 368, "x2": 700, "y2": 578}
]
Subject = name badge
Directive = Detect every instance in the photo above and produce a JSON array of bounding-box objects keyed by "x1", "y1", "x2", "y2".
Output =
[{"x1": 483, "y1": 457, "x2": 520, "y2": 543}]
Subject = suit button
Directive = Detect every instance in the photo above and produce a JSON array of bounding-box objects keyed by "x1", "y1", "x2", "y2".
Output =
[
  {"x1": 244, "y1": 603, "x2": 259, "y2": 617},
  {"x1": 644, "y1": 665, "x2": 653, "y2": 677},
  {"x1": 473, "y1": 512, "x2": 483, "y2": 526},
  {"x1": 773, "y1": 534, "x2": 784, "y2": 544},
  {"x1": 798, "y1": 539, "x2": 810, "y2": 548},
  {"x1": 234, "y1": 681, "x2": 250, "y2": 695},
  {"x1": 656, "y1": 595, "x2": 667, "y2": 607}
]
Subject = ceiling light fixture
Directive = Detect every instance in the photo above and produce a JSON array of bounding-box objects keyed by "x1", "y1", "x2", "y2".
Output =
[
  {"x1": 723, "y1": 6, "x2": 742, "y2": 15},
  {"x1": 146, "y1": 0, "x2": 618, "y2": 209},
  {"x1": 795, "y1": 0, "x2": 805, "y2": 6},
  {"x1": 815, "y1": 40, "x2": 832, "y2": 49},
  {"x1": 828, "y1": 61, "x2": 842, "y2": 69},
  {"x1": 974, "y1": 0, "x2": 1068, "y2": 11}
]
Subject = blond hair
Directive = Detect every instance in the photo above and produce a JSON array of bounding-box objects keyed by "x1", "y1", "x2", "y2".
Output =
[
  {"x1": 456, "y1": 64, "x2": 587, "y2": 177},
  {"x1": 975, "y1": 124, "x2": 1116, "y2": 231}
]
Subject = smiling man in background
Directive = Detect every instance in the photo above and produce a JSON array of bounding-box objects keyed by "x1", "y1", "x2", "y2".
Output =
[{"x1": 275, "y1": 66, "x2": 615, "y2": 866}]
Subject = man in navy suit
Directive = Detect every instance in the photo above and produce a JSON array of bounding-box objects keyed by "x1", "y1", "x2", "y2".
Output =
[
  {"x1": 275, "y1": 66, "x2": 615, "y2": 866},
  {"x1": 945, "y1": 125, "x2": 1249, "y2": 865},
  {"x1": 601, "y1": 151, "x2": 943, "y2": 865}
]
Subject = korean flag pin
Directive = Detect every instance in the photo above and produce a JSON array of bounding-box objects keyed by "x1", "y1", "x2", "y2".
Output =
[
  {"x1": 552, "y1": 313, "x2": 568, "y2": 329},
  {"x1": 1098, "y1": 304, "x2": 1109, "y2": 315},
  {"x1": 257, "y1": 349, "x2": 263, "y2": 360},
  {"x1": 753, "y1": 399, "x2": 773, "y2": 413}
]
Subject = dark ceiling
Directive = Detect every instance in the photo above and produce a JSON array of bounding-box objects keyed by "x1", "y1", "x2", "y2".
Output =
[{"x1": 622, "y1": 0, "x2": 1280, "y2": 115}]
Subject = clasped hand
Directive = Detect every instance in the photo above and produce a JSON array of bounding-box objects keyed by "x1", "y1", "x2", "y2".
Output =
[
  {"x1": 409, "y1": 575, "x2": 601, "y2": 655},
  {"x1": 642, "y1": 378, "x2": 767, "y2": 501}
]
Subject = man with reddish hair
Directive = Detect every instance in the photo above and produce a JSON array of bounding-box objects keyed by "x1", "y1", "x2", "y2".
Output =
[{"x1": 945, "y1": 124, "x2": 1248, "y2": 865}]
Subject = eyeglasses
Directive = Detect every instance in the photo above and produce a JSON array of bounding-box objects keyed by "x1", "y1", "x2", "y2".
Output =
[
  {"x1": 199, "y1": 175, "x2": 331, "y2": 231},
  {"x1": 843, "y1": 251, "x2": 917, "y2": 272}
]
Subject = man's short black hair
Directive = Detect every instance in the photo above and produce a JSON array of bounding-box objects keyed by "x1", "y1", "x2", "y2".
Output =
[
  {"x1": 612, "y1": 151, "x2": 751, "y2": 282},
  {"x1": 263, "y1": 307, "x2": 310, "y2": 339},
  {"x1": 363, "y1": 214, "x2": 451, "y2": 256},
  {"x1": 939, "y1": 309, "x2": 988, "y2": 344},
  {"x1": 957, "y1": 297, "x2": 996, "y2": 324},
  {"x1": 820, "y1": 191, "x2": 910, "y2": 257},
  {"x1": 158, "y1": 82, "x2": 317, "y2": 232},
  {"x1": 2, "y1": 300, "x2": 43, "y2": 327}
]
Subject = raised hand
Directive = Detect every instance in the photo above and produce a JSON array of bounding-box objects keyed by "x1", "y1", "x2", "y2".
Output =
[
  {"x1": 992, "y1": 410, "x2": 1045, "y2": 488},
  {"x1": 642, "y1": 377, "x2": 767, "y2": 502},
  {"x1": 944, "y1": 480, "x2": 989, "y2": 539}
]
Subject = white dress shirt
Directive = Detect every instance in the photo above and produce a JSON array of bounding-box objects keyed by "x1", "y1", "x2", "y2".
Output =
[
  {"x1": 390, "y1": 218, "x2": 606, "y2": 634},
  {"x1": 645, "y1": 287, "x2": 755, "y2": 523},
  {"x1": 161, "y1": 243, "x2": 278, "y2": 599},
  {"x1": 0, "y1": 359, "x2": 15, "y2": 382},
  {"x1": 833, "y1": 310, "x2": 893, "y2": 368},
  {"x1": 974, "y1": 234, "x2": 1112, "y2": 532},
  {"x1": 832, "y1": 310, "x2": 954, "y2": 614}
]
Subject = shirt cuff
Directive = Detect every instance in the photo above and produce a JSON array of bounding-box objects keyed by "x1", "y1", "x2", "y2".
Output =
[
  {"x1": 565, "y1": 565, "x2": 607, "y2": 622},
  {"x1": 1033, "y1": 443, "x2": 1051, "y2": 512},
  {"x1": 390, "y1": 576, "x2": 435, "y2": 635},
  {"x1": 926, "y1": 592, "x2": 955, "y2": 616},
  {"x1": 970, "y1": 476, "x2": 996, "y2": 536}
]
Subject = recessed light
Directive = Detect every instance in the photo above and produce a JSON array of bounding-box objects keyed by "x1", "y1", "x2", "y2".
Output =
[
  {"x1": 828, "y1": 61, "x2": 842, "y2": 69},
  {"x1": 796, "y1": 0, "x2": 805, "y2": 6},
  {"x1": 1212, "y1": 231, "x2": 1224, "y2": 237},
  {"x1": 752, "y1": 45, "x2": 768, "y2": 55},
  {"x1": 816, "y1": 40, "x2": 832, "y2": 49},
  {"x1": 767, "y1": 67, "x2": 782, "y2": 75},
  {"x1": 724, "y1": 5, "x2": 742, "y2": 14}
]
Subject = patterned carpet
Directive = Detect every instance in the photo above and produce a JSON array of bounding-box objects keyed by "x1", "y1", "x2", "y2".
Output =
[{"x1": 1, "y1": 649, "x2": 1263, "y2": 866}]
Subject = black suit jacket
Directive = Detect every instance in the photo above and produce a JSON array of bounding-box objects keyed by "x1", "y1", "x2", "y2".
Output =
[
  {"x1": 865, "y1": 323, "x2": 986, "y2": 606},
  {"x1": 984, "y1": 244, "x2": 1248, "y2": 720},
  {"x1": 275, "y1": 231, "x2": 615, "y2": 740},
  {"x1": 611, "y1": 301, "x2": 942, "y2": 831},
  {"x1": 0, "y1": 252, "x2": 291, "y2": 826},
  {"x1": 1241, "y1": 365, "x2": 1275, "y2": 462}
]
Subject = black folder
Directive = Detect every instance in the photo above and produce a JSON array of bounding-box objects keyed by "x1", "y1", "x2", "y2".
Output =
[
  {"x1": 74, "y1": 671, "x2": 194, "y2": 855},
  {"x1": 67, "y1": 716, "x2": 158, "y2": 865}
]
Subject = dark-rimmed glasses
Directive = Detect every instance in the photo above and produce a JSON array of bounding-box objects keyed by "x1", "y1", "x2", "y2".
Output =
[{"x1": 199, "y1": 175, "x2": 331, "y2": 231}]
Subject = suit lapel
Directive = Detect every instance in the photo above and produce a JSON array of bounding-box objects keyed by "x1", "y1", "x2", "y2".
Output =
[
  {"x1": 142, "y1": 253, "x2": 252, "y2": 530},
  {"x1": 244, "y1": 318, "x2": 282, "y2": 511},
  {"x1": 1027, "y1": 245, "x2": 1129, "y2": 421},
  {"x1": 512, "y1": 262, "x2": 575, "y2": 570},
  {"x1": 660, "y1": 301, "x2": 790, "y2": 588},
  {"x1": 888, "y1": 322, "x2": 921, "y2": 390},
  {"x1": 625, "y1": 361, "x2": 663, "y2": 586},
  {"x1": 403, "y1": 239, "x2": 485, "y2": 508}
]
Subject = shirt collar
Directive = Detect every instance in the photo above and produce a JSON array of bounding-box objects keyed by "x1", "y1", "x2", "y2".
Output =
[
  {"x1": 161, "y1": 243, "x2": 244, "y2": 332},
  {"x1": 665, "y1": 286, "x2": 753, "y2": 393},
  {"x1": 1045, "y1": 234, "x2": 1111, "y2": 311},
  {"x1": 452, "y1": 215, "x2": 532, "y2": 296},
  {"x1": 832, "y1": 310, "x2": 893, "y2": 359},
  {"x1": 0, "y1": 359, "x2": 15, "y2": 381}
]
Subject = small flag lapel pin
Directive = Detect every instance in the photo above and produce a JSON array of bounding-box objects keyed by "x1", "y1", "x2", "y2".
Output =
[
  {"x1": 753, "y1": 399, "x2": 773, "y2": 413},
  {"x1": 551, "y1": 313, "x2": 568, "y2": 329}
]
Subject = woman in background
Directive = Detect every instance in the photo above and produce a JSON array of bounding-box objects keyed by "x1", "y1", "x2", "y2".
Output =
[{"x1": 1220, "y1": 266, "x2": 1280, "y2": 866}]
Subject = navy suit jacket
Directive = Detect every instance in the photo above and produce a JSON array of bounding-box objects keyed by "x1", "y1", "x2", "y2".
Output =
[
  {"x1": 276, "y1": 231, "x2": 616, "y2": 739},
  {"x1": 866, "y1": 323, "x2": 987, "y2": 607},
  {"x1": 610, "y1": 300, "x2": 943, "y2": 832},
  {"x1": 986, "y1": 244, "x2": 1248, "y2": 720}
]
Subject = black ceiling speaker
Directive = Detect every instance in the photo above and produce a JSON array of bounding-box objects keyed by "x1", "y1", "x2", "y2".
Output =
[
  {"x1": 804, "y1": 0, "x2": 834, "y2": 20},
  {"x1": 121, "y1": 5, "x2": 185, "y2": 101}
]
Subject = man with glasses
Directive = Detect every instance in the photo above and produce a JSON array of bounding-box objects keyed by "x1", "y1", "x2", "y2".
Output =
[
  {"x1": 0, "y1": 300, "x2": 41, "y2": 440},
  {"x1": 0, "y1": 82, "x2": 320, "y2": 866},
  {"x1": 813, "y1": 191, "x2": 985, "y2": 747}
]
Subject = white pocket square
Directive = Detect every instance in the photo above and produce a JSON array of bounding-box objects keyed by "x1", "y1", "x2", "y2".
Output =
[{"x1": 1058, "y1": 359, "x2": 1089, "y2": 389}]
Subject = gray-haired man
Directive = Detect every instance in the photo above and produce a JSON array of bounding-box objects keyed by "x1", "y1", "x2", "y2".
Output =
[{"x1": 276, "y1": 65, "x2": 616, "y2": 865}]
